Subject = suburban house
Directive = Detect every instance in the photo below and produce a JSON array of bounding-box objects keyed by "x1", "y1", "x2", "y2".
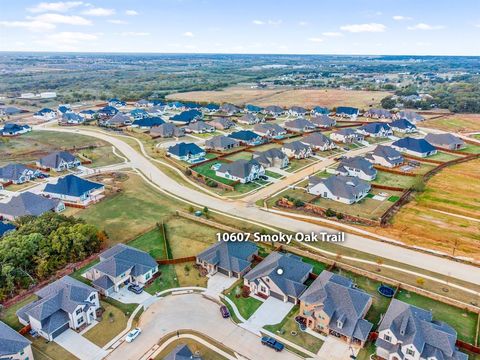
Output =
[
  {"x1": 96, "y1": 105, "x2": 118, "y2": 119},
  {"x1": 237, "y1": 113, "x2": 261, "y2": 125},
  {"x1": 209, "y1": 117, "x2": 234, "y2": 130},
  {"x1": 288, "y1": 106, "x2": 308, "y2": 117},
  {"x1": 284, "y1": 118, "x2": 316, "y2": 133},
  {"x1": 390, "y1": 118, "x2": 417, "y2": 133},
  {"x1": 42, "y1": 174, "x2": 105, "y2": 206},
  {"x1": 364, "y1": 108, "x2": 393, "y2": 119},
  {"x1": 245, "y1": 104, "x2": 263, "y2": 113},
  {"x1": 253, "y1": 148, "x2": 289, "y2": 169},
  {"x1": 253, "y1": 123, "x2": 287, "y2": 138},
  {"x1": 330, "y1": 128, "x2": 364, "y2": 143},
  {"x1": 0, "y1": 222, "x2": 15, "y2": 237},
  {"x1": 1, "y1": 123, "x2": 32, "y2": 137},
  {"x1": 299, "y1": 271, "x2": 373, "y2": 347},
  {"x1": 228, "y1": 130, "x2": 264, "y2": 146},
  {"x1": 0, "y1": 192, "x2": 65, "y2": 221},
  {"x1": 308, "y1": 175, "x2": 371, "y2": 204},
  {"x1": 202, "y1": 103, "x2": 220, "y2": 114},
  {"x1": 130, "y1": 108, "x2": 149, "y2": 120},
  {"x1": 0, "y1": 320, "x2": 33, "y2": 360},
  {"x1": 311, "y1": 106, "x2": 330, "y2": 116},
  {"x1": 220, "y1": 103, "x2": 241, "y2": 115},
  {"x1": 0, "y1": 106, "x2": 22, "y2": 116},
  {"x1": 79, "y1": 109, "x2": 96, "y2": 120},
  {"x1": 196, "y1": 241, "x2": 258, "y2": 278},
  {"x1": 37, "y1": 151, "x2": 81, "y2": 172},
  {"x1": 310, "y1": 114, "x2": 336, "y2": 128},
  {"x1": 356, "y1": 122, "x2": 393, "y2": 137},
  {"x1": 148, "y1": 99, "x2": 165, "y2": 107},
  {"x1": 425, "y1": 133, "x2": 466, "y2": 150},
  {"x1": 167, "y1": 142, "x2": 206, "y2": 163},
  {"x1": 263, "y1": 105, "x2": 284, "y2": 116},
  {"x1": 301, "y1": 133, "x2": 336, "y2": 151},
  {"x1": 336, "y1": 107, "x2": 359, "y2": 119},
  {"x1": 108, "y1": 98, "x2": 126, "y2": 107},
  {"x1": 205, "y1": 135, "x2": 239, "y2": 151},
  {"x1": 85, "y1": 244, "x2": 158, "y2": 296},
  {"x1": 147, "y1": 105, "x2": 166, "y2": 116},
  {"x1": 57, "y1": 105, "x2": 72, "y2": 115},
  {"x1": 216, "y1": 159, "x2": 265, "y2": 183},
  {"x1": 60, "y1": 112, "x2": 84, "y2": 125},
  {"x1": 170, "y1": 109, "x2": 202, "y2": 124},
  {"x1": 164, "y1": 345, "x2": 198, "y2": 360},
  {"x1": 186, "y1": 121, "x2": 215, "y2": 134},
  {"x1": 393, "y1": 110, "x2": 425, "y2": 123},
  {"x1": 166, "y1": 101, "x2": 185, "y2": 110},
  {"x1": 99, "y1": 112, "x2": 131, "y2": 127},
  {"x1": 392, "y1": 137, "x2": 437, "y2": 157},
  {"x1": 16, "y1": 276, "x2": 100, "y2": 341},
  {"x1": 0, "y1": 163, "x2": 40, "y2": 184},
  {"x1": 336, "y1": 156, "x2": 377, "y2": 181},
  {"x1": 135, "y1": 99, "x2": 149, "y2": 107},
  {"x1": 375, "y1": 299, "x2": 468, "y2": 360},
  {"x1": 131, "y1": 116, "x2": 165, "y2": 129},
  {"x1": 150, "y1": 123, "x2": 185, "y2": 138},
  {"x1": 282, "y1": 141, "x2": 312, "y2": 159},
  {"x1": 244, "y1": 252, "x2": 313, "y2": 303},
  {"x1": 34, "y1": 107, "x2": 56, "y2": 120},
  {"x1": 365, "y1": 145, "x2": 404, "y2": 168}
]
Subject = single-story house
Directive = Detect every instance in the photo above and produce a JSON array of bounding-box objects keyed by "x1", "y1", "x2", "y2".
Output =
[
  {"x1": 79, "y1": 109, "x2": 96, "y2": 120},
  {"x1": 364, "y1": 108, "x2": 393, "y2": 119},
  {"x1": 205, "y1": 135, "x2": 239, "y2": 151},
  {"x1": 130, "y1": 108, "x2": 149, "y2": 120},
  {"x1": 34, "y1": 108, "x2": 56, "y2": 120},
  {"x1": 135, "y1": 99, "x2": 149, "y2": 107},
  {"x1": 16, "y1": 276, "x2": 100, "y2": 341},
  {"x1": 196, "y1": 241, "x2": 258, "y2": 278},
  {"x1": 308, "y1": 175, "x2": 371, "y2": 204},
  {"x1": 237, "y1": 113, "x2": 261, "y2": 125},
  {"x1": 336, "y1": 106, "x2": 359, "y2": 118},
  {"x1": 365, "y1": 145, "x2": 404, "y2": 168},
  {"x1": 147, "y1": 105, "x2": 166, "y2": 116},
  {"x1": 244, "y1": 252, "x2": 313, "y2": 303},
  {"x1": 150, "y1": 123, "x2": 185, "y2": 138},
  {"x1": 99, "y1": 112, "x2": 131, "y2": 127},
  {"x1": 336, "y1": 156, "x2": 377, "y2": 181},
  {"x1": 0, "y1": 192, "x2": 65, "y2": 221},
  {"x1": 392, "y1": 110, "x2": 424, "y2": 123},
  {"x1": 96, "y1": 105, "x2": 118, "y2": 119},
  {"x1": 1, "y1": 123, "x2": 32, "y2": 137},
  {"x1": 60, "y1": 112, "x2": 84, "y2": 125},
  {"x1": 263, "y1": 105, "x2": 284, "y2": 116},
  {"x1": 166, "y1": 101, "x2": 185, "y2": 110},
  {"x1": 253, "y1": 148, "x2": 289, "y2": 169},
  {"x1": 167, "y1": 142, "x2": 206, "y2": 163},
  {"x1": 0, "y1": 222, "x2": 15, "y2": 237},
  {"x1": 220, "y1": 103, "x2": 241, "y2": 115},
  {"x1": 0, "y1": 106, "x2": 22, "y2": 116},
  {"x1": 288, "y1": 106, "x2": 308, "y2": 117},
  {"x1": 228, "y1": 130, "x2": 264, "y2": 146},
  {"x1": 85, "y1": 244, "x2": 159, "y2": 296},
  {"x1": 164, "y1": 345, "x2": 197, "y2": 360},
  {"x1": 356, "y1": 122, "x2": 392, "y2": 137},
  {"x1": 301, "y1": 133, "x2": 336, "y2": 151},
  {"x1": 202, "y1": 103, "x2": 220, "y2": 114},
  {"x1": 216, "y1": 159, "x2": 265, "y2": 183},
  {"x1": 390, "y1": 118, "x2": 417, "y2": 133},
  {"x1": 0, "y1": 320, "x2": 33, "y2": 360},
  {"x1": 245, "y1": 104, "x2": 263, "y2": 113},
  {"x1": 330, "y1": 128, "x2": 364, "y2": 143},
  {"x1": 310, "y1": 114, "x2": 336, "y2": 128},
  {"x1": 186, "y1": 121, "x2": 215, "y2": 134},
  {"x1": 170, "y1": 109, "x2": 202, "y2": 124},
  {"x1": 299, "y1": 271, "x2": 373, "y2": 347},
  {"x1": 43, "y1": 174, "x2": 105, "y2": 205},
  {"x1": 108, "y1": 98, "x2": 126, "y2": 107},
  {"x1": 253, "y1": 123, "x2": 287, "y2": 138},
  {"x1": 184, "y1": 102, "x2": 200, "y2": 110},
  {"x1": 282, "y1": 141, "x2": 312, "y2": 159},
  {"x1": 425, "y1": 133, "x2": 466, "y2": 150},
  {"x1": 37, "y1": 151, "x2": 80, "y2": 172},
  {"x1": 131, "y1": 117, "x2": 165, "y2": 129},
  {"x1": 376, "y1": 299, "x2": 468, "y2": 360},
  {"x1": 148, "y1": 99, "x2": 165, "y2": 107},
  {"x1": 311, "y1": 106, "x2": 329, "y2": 116},
  {"x1": 57, "y1": 105, "x2": 72, "y2": 115},
  {"x1": 209, "y1": 117, "x2": 234, "y2": 130},
  {"x1": 0, "y1": 163, "x2": 40, "y2": 184},
  {"x1": 392, "y1": 137, "x2": 437, "y2": 157},
  {"x1": 284, "y1": 118, "x2": 316, "y2": 133}
]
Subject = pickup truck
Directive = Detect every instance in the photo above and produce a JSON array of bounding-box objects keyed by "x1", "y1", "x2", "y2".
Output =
[{"x1": 261, "y1": 336, "x2": 285, "y2": 352}]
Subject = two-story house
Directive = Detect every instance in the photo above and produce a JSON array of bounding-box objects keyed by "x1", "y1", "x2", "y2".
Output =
[
  {"x1": 216, "y1": 159, "x2": 265, "y2": 183},
  {"x1": 0, "y1": 321, "x2": 34, "y2": 360},
  {"x1": 336, "y1": 156, "x2": 377, "y2": 181},
  {"x1": 365, "y1": 145, "x2": 404, "y2": 168}
]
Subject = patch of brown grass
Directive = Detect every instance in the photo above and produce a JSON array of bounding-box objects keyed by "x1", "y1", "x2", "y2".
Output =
[{"x1": 422, "y1": 113, "x2": 480, "y2": 133}]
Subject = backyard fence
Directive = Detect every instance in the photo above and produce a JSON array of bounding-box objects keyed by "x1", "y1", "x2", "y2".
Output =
[
  {"x1": 157, "y1": 256, "x2": 196, "y2": 265},
  {"x1": 176, "y1": 210, "x2": 239, "y2": 232}
]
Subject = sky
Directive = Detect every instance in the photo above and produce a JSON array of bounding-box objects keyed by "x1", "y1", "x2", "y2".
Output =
[{"x1": 0, "y1": 0, "x2": 479, "y2": 55}]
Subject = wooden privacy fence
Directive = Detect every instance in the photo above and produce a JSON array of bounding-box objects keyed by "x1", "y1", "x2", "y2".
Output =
[{"x1": 157, "y1": 256, "x2": 196, "y2": 265}]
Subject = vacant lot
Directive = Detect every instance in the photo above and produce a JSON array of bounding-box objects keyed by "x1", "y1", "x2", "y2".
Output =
[
  {"x1": 422, "y1": 114, "x2": 480, "y2": 133},
  {"x1": 373, "y1": 171, "x2": 416, "y2": 189},
  {"x1": 167, "y1": 86, "x2": 392, "y2": 109},
  {"x1": 128, "y1": 227, "x2": 167, "y2": 259}
]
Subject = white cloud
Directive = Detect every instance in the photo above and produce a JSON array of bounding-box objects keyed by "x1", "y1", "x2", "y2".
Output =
[
  {"x1": 298, "y1": 21, "x2": 308, "y2": 26},
  {"x1": 0, "y1": 20, "x2": 56, "y2": 32},
  {"x1": 252, "y1": 19, "x2": 282, "y2": 26},
  {"x1": 322, "y1": 32, "x2": 342, "y2": 37},
  {"x1": 183, "y1": 31, "x2": 194, "y2": 37},
  {"x1": 125, "y1": 10, "x2": 138, "y2": 16},
  {"x1": 407, "y1": 23, "x2": 445, "y2": 30},
  {"x1": 45, "y1": 31, "x2": 97, "y2": 44},
  {"x1": 82, "y1": 7, "x2": 115, "y2": 16},
  {"x1": 308, "y1": 37, "x2": 323, "y2": 43},
  {"x1": 108, "y1": 19, "x2": 128, "y2": 25},
  {"x1": 340, "y1": 23, "x2": 386, "y2": 33},
  {"x1": 393, "y1": 15, "x2": 412, "y2": 21},
  {"x1": 120, "y1": 31, "x2": 150, "y2": 36},
  {"x1": 253, "y1": 20, "x2": 265, "y2": 25},
  {"x1": 27, "y1": 1, "x2": 84, "y2": 13},
  {"x1": 30, "y1": 13, "x2": 92, "y2": 25}
]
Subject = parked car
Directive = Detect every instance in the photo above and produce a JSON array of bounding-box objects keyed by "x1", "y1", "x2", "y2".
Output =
[
  {"x1": 261, "y1": 336, "x2": 284, "y2": 352},
  {"x1": 220, "y1": 305, "x2": 230, "y2": 318},
  {"x1": 127, "y1": 284, "x2": 144, "y2": 294},
  {"x1": 125, "y1": 328, "x2": 141, "y2": 343}
]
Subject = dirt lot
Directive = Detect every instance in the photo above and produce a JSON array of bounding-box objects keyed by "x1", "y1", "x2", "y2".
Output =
[
  {"x1": 167, "y1": 86, "x2": 392, "y2": 109},
  {"x1": 372, "y1": 158, "x2": 480, "y2": 259},
  {"x1": 422, "y1": 113, "x2": 480, "y2": 133}
]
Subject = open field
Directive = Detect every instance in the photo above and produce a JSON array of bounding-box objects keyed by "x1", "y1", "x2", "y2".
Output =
[
  {"x1": 422, "y1": 114, "x2": 480, "y2": 133},
  {"x1": 372, "y1": 158, "x2": 480, "y2": 259},
  {"x1": 166, "y1": 86, "x2": 392, "y2": 109},
  {"x1": 427, "y1": 151, "x2": 463, "y2": 162}
]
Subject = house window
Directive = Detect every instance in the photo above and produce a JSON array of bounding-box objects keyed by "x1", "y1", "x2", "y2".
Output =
[
  {"x1": 89, "y1": 294, "x2": 96, "y2": 302},
  {"x1": 78, "y1": 317, "x2": 84, "y2": 324},
  {"x1": 406, "y1": 349, "x2": 415, "y2": 356},
  {"x1": 383, "y1": 334, "x2": 392, "y2": 342},
  {"x1": 145, "y1": 272, "x2": 151, "y2": 280},
  {"x1": 76, "y1": 308, "x2": 83, "y2": 315}
]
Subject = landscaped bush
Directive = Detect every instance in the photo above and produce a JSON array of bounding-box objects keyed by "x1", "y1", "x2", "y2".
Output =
[
  {"x1": 293, "y1": 199, "x2": 305, "y2": 207},
  {"x1": 325, "y1": 208, "x2": 336, "y2": 217},
  {"x1": 206, "y1": 179, "x2": 218, "y2": 187},
  {"x1": 185, "y1": 168, "x2": 192, "y2": 176}
]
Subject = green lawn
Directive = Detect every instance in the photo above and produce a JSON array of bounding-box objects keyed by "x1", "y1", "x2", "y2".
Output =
[
  {"x1": 427, "y1": 151, "x2": 462, "y2": 162},
  {"x1": 145, "y1": 264, "x2": 179, "y2": 295},
  {"x1": 192, "y1": 160, "x2": 237, "y2": 185},
  {"x1": 285, "y1": 157, "x2": 316, "y2": 173},
  {"x1": 232, "y1": 180, "x2": 263, "y2": 194},
  {"x1": 31, "y1": 338, "x2": 79, "y2": 360},
  {"x1": 225, "y1": 151, "x2": 253, "y2": 161},
  {"x1": 0, "y1": 294, "x2": 37, "y2": 330},
  {"x1": 84, "y1": 301, "x2": 128, "y2": 347},
  {"x1": 225, "y1": 283, "x2": 263, "y2": 320},
  {"x1": 128, "y1": 227, "x2": 167, "y2": 259},
  {"x1": 373, "y1": 171, "x2": 416, "y2": 189},
  {"x1": 265, "y1": 170, "x2": 284, "y2": 179},
  {"x1": 356, "y1": 341, "x2": 376, "y2": 360},
  {"x1": 460, "y1": 143, "x2": 480, "y2": 154},
  {"x1": 301, "y1": 257, "x2": 328, "y2": 275},
  {"x1": 102, "y1": 297, "x2": 138, "y2": 316},
  {"x1": 70, "y1": 259, "x2": 100, "y2": 284},
  {"x1": 264, "y1": 306, "x2": 324, "y2": 354},
  {"x1": 395, "y1": 289, "x2": 478, "y2": 343}
]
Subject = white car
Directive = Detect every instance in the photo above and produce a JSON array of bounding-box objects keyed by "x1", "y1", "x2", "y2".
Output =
[{"x1": 125, "y1": 328, "x2": 142, "y2": 343}]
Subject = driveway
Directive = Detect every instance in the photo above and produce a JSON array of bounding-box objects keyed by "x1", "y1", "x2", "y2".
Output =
[
  {"x1": 317, "y1": 336, "x2": 359, "y2": 360},
  {"x1": 109, "y1": 286, "x2": 153, "y2": 304},
  {"x1": 243, "y1": 297, "x2": 294, "y2": 334},
  {"x1": 204, "y1": 273, "x2": 237, "y2": 299},
  {"x1": 54, "y1": 329, "x2": 108, "y2": 360}
]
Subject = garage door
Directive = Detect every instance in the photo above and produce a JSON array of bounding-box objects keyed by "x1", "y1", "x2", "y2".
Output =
[
  {"x1": 217, "y1": 267, "x2": 229, "y2": 276},
  {"x1": 51, "y1": 322, "x2": 69, "y2": 339},
  {"x1": 287, "y1": 296, "x2": 297, "y2": 304},
  {"x1": 270, "y1": 291, "x2": 285, "y2": 301}
]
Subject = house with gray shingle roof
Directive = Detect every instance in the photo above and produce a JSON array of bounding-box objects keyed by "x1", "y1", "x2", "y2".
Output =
[
  {"x1": 0, "y1": 321, "x2": 33, "y2": 360},
  {"x1": 186, "y1": 121, "x2": 215, "y2": 134},
  {"x1": 376, "y1": 299, "x2": 468, "y2": 360},
  {"x1": 209, "y1": 117, "x2": 234, "y2": 130},
  {"x1": 150, "y1": 123, "x2": 185, "y2": 138},
  {"x1": 330, "y1": 128, "x2": 364, "y2": 143},
  {"x1": 165, "y1": 344, "x2": 201, "y2": 360},
  {"x1": 205, "y1": 135, "x2": 239, "y2": 151},
  {"x1": 237, "y1": 113, "x2": 261, "y2": 125},
  {"x1": 253, "y1": 123, "x2": 287, "y2": 139},
  {"x1": 393, "y1": 110, "x2": 424, "y2": 123},
  {"x1": 220, "y1": 103, "x2": 241, "y2": 115},
  {"x1": 0, "y1": 163, "x2": 40, "y2": 184},
  {"x1": 364, "y1": 108, "x2": 393, "y2": 119},
  {"x1": 310, "y1": 114, "x2": 336, "y2": 128},
  {"x1": 284, "y1": 118, "x2": 315, "y2": 133},
  {"x1": 216, "y1": 159, "x2": 265, "y2": 184},
  {"x1": 196, "y1": 241, "x2": 258, "y2": 278},
  {"x1": 244, "y1": 252, "x2": 313, "y2": 303},
  {"x1": 390, "y1": 118, "x2": 417, "y2": 133},
  {"x1": 308, "y1": 175, "x2": 371, "y2": 204},
  {"x1": 85, "y1": 244, "x2": 158, "y2": 296},
  {"x1": 282, "y1": 141, "x2": 312, "y2": 159},
  {"x1": 288, "y1": 106, "x2": 308, "y2": 117},
  {"x1": 99, "y1": 112, "x2": 131, "y2": 127},
  {"x1": 253, "y1": 148, "x2": 289, "y2": 169},
  {"x1": 425, "y1": 133, "x2": 466, "y2": 150},
  {"x1": 299, "y1": 271, "x2": 373, "y2": 347},
  {"x1": 0, "y1": 192, "x2": 64, "y2": 221},
  {"x1": 336, "y1": 156, "x2": 377, "y2": 181},
  {"x1": 263, "y1": 105, "x2": 284, "y2": 116},
  {"x1": 36, "y1": 151, "x2": 80, "y2": 172},
  {"x1": 365, "y1": 145, "x2": 404, "y2": 168},
  {"x1": 356, "y1": 122, "x2": 393, "y2": 137},
  {"x1": 301, "y1": 133, "x2": 336, "y2": 151},
  {"x1": 16, "y1": 276, "x2": 100, "y2": 341}
]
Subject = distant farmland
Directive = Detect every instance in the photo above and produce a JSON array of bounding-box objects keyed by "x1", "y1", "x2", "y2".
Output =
[{"x1": 166, "y1": 86, "x2": 392, "y2": 109}]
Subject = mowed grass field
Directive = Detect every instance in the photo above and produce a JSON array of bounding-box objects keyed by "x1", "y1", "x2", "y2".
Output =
[
  {"x1": 166, "y1": 86, "x2": 392, "y2": 109},
  {"x1": 422, "y1": 113, "x2": 480, "y2": 132},
  {"x1": 372, "y1": 158, "x2": 480, "y2": 259}
]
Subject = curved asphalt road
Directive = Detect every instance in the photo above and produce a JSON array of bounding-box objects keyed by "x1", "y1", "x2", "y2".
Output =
[{"x1": 41, "y1": 127, "x2": 480, "y2": 285}]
